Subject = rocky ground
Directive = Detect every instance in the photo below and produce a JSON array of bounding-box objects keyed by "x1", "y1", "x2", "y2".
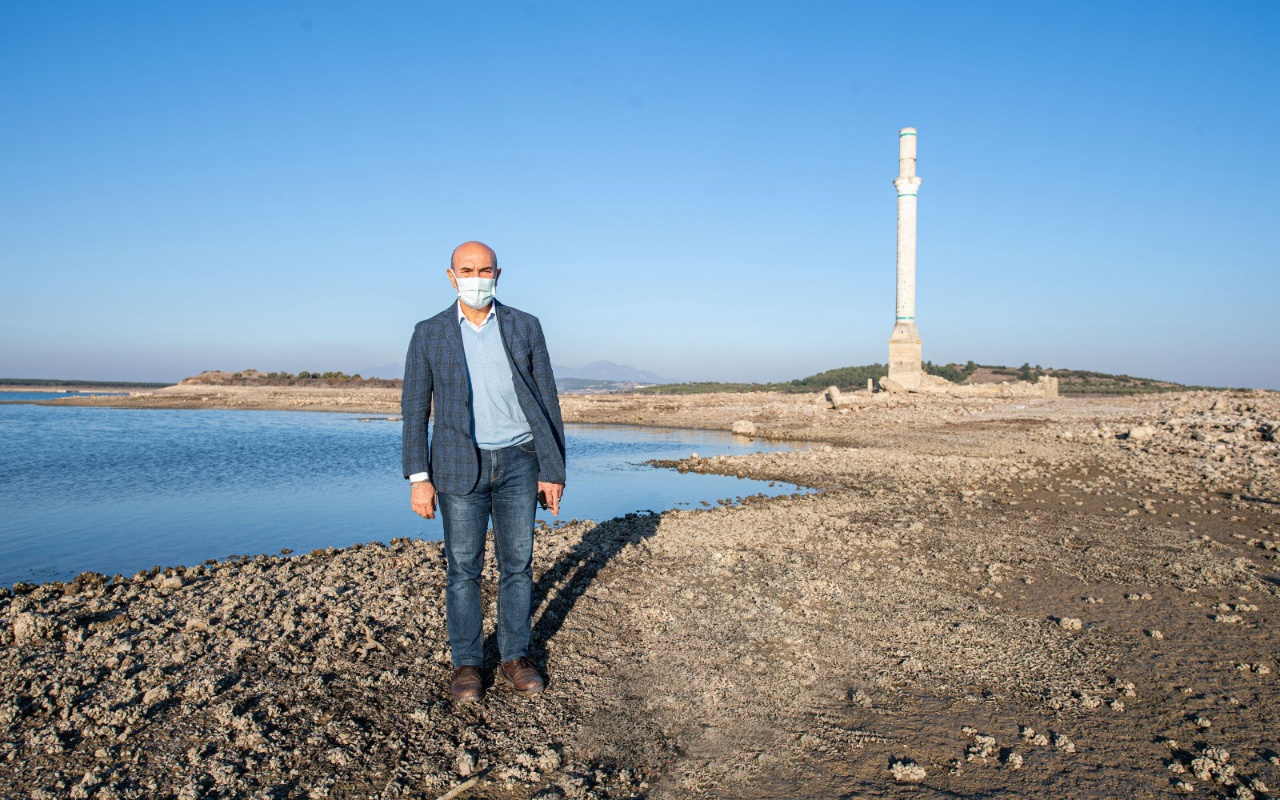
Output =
[{"x1": 4, "y1": 389, "x2": 1279, "y2": 799}]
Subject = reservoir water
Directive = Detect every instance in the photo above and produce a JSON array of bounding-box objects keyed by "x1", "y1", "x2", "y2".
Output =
[{"x1": 0, "y1": 396, "x2": 806, "y2": 587}]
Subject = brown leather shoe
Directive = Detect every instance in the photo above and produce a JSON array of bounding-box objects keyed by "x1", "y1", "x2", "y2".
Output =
[
  {"x1": 450, "y1": 666, "x2": 483, "y2": 703},
  {"x1": 498, "y1": 656, "x2": 545, "y2": 696}
]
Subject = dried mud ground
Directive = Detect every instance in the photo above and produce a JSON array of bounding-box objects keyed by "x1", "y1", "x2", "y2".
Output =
[{"x1": 4, "y1": 390, "x2": 1280, "y2": 800}]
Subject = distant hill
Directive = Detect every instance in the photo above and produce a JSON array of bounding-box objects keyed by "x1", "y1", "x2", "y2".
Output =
[
  {"x1": 179, "y1": 370, "x2": 400, "y2": 388},
  {"x1": 638, "y1": 362, "x2": 1219, "y2": 395},
  {"x1": 552, "y1": 361, "x2": 665, "y2": 383}
]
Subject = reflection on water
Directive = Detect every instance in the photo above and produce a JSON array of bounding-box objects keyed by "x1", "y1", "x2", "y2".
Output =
[
  {"x1": 0, "y1": 390, "x2": 127, "y2": 402},
  {"x1": 0, "y1": 402, "x2": 807, "y2": 586}
]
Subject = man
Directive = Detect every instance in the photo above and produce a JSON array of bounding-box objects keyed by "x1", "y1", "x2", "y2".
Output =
[{"x1": 402, "y1": 241, "x2": 566, "y2": 703}]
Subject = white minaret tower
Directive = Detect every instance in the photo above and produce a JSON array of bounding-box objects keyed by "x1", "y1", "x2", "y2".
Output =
[{"x1": 887, "y1": 127, "x2": 923, "y2": 390}]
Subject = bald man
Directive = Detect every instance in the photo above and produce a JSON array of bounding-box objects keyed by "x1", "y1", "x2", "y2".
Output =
[{"x1": 402, "y1": 241, "x2": 566, "y2": 703}]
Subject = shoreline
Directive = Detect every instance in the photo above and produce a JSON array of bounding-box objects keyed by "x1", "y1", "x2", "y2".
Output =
[
  {"x1": 1, "y1": 421, "x2": 812, "y2": 590},
  {"x1": 4, "y1": 389, "x2": 1279, "y2": 798},
  {"x1": 26, "y1": 384, "x2": 403, "y2": 415},
  {"x1": 0, "y1": 385, "x2": 150, "y2": 394}
]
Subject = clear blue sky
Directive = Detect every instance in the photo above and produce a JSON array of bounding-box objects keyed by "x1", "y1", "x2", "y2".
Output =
[{"x1": 2, "y1": 2, "x2": 1277, "y2": 387}]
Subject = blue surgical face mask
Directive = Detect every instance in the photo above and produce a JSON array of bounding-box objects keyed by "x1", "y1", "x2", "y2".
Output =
[{"x1": 454, "y1": 276, "x2": 496, "y2": 309}]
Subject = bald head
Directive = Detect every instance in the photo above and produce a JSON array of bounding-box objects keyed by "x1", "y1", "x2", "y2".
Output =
[
  {"x1": 451, "y1": 241, "x2": 497, "y2": 271},
  {"x1": 447, "y1": 240, "x2": 501, "y2": 303}
]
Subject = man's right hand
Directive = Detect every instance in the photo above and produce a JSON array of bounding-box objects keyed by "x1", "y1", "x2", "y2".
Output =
[{"x1": 411, "y1": 481, "x2": 438, "y2": 519}]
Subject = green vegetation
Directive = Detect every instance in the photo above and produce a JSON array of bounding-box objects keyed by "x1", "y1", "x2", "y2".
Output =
[
  {"x1": 933, "y1": 362, "x2": 1212, "y2": 394},
  {"x1": 924, "y1": 360, "x2": 979, "y2": 383},
  {"x1": 639, "y1": 364, "x2": 889, "y2": 394},
  {"x1": 1041, "y1": 366, "x2": 1221, "y2": 394},
  {"x1": 185, "y1": 370, "x2": 397, "y2": 388},
  {"x1": 790, "y1": 364, "x2": 888, "y2": 390},
  {"x1": 638, "y1": 360, "x2": 1217, "y2": 396},
  {"x1": 281, "y1": 371, "x2": 362, "y2": 380},
  {"x1": 0, "y1": 378, "x2": 171, "y2": 388},
  {"x1": 642, "y1": 361, "x2": 983, "y2": 394}
]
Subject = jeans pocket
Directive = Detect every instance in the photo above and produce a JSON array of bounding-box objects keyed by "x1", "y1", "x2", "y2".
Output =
[{"x1": 516, "y1": 440, "x2": 537, "y2": 456}]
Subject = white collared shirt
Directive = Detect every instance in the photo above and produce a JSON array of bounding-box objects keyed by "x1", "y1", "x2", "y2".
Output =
[{"x1": 457, "y1": 300, "x2": 496, "y2": 333}]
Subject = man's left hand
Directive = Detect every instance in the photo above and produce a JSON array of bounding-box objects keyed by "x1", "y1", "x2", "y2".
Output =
[{"x1": 537, "y1": 482, "x2": 564, "y2": 516}]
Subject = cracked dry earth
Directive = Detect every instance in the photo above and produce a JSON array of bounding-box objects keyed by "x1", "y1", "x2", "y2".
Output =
[{"x1": 4, "y1": 390, "x2": 1280, "y2": 799}]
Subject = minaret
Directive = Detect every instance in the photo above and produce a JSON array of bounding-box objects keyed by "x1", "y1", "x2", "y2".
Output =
[{"x1": 887, "y1": 127, "x2": 923, "y2": 390}]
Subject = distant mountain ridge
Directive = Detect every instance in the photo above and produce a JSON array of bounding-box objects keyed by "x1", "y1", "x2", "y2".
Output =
[{"x1": 552, "y1": 361, "x2": 665, "y2": 384}]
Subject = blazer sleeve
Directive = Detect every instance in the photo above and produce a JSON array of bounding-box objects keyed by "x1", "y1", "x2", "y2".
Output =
[
  {"x1": 530, "y1": 317, "x2": 567, "y2": 482},
  {"x1": 401, "y1": 324, "x2": 433, "y2": 480}
]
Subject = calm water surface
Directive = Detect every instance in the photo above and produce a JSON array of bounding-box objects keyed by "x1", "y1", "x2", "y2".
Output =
[
  {"x1": 0, "y1": 396, "x2": 807, "y2": 587},
  {"x1": 0, "y1": 390, "x2": 127, "y2": 401}
]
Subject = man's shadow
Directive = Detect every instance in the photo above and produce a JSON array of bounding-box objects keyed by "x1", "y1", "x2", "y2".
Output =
[{"x1": 481, "y1": 511, "x2": 662, "y2": 675}]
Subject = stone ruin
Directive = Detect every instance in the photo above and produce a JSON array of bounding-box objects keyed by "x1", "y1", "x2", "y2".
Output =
[
  {"x1": 878, "y1": 127, "x2": 1058, "y2": 401},
  {"x1": 828, "y1": 373, "x2": 1060, "y2": 408}
]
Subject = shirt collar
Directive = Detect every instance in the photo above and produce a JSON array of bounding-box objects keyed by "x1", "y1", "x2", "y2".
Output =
[{"x1": 456, "y1": 299, "x2": 497, "y2": 330}]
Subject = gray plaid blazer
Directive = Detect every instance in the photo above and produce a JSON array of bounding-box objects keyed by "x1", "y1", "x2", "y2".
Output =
[{"x1": 401, "y1": 300, "x2": 566, "y2": 495}]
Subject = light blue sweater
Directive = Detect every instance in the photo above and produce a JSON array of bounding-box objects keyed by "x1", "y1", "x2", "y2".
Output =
[{"x1": 459, "y1": 314, "x2": 534, "y2": 450}]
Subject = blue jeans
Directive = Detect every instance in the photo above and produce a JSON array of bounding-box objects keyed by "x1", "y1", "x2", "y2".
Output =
[{"x1": 438, "y1": 440, "x2": 539, "y2": 667}]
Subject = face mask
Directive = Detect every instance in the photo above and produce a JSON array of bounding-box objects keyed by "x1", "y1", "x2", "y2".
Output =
[{"x1": 454, "y1": 276, "x2": 496, "y2": 309}]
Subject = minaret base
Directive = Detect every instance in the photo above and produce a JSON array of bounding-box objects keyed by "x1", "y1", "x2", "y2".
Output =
[{"x1": 887, "y1": 321, "x2": 923, "y2": 390}]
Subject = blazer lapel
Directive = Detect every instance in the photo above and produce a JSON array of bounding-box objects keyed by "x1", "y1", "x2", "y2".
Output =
[
  {"x1": 438, "y1": 301, "x2": 463, "y2": 360},
  {"x1": 495, "y1": 300, "x2": 518, "y2": 356},
  {"x1": 495, "y1": 300, "x2": 533, "y2": 390}
]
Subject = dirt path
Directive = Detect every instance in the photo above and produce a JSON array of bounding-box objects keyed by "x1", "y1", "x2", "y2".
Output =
[{"x1": 3, "y1": 390, "x2": 1278, "y2": 799}]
